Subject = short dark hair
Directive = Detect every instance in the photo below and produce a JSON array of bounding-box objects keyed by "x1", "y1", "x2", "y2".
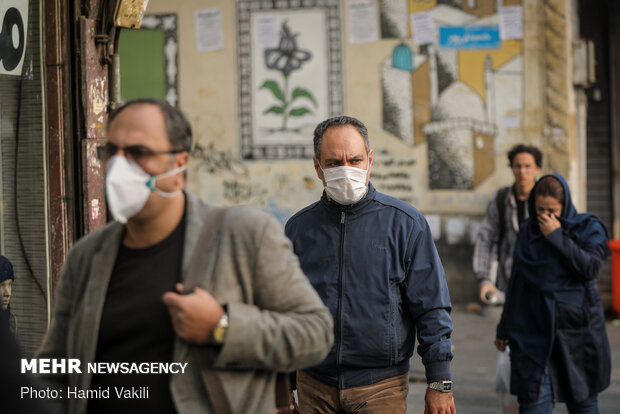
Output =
[
  {"x1": 107, "y1": 98, "x2": 192, "y2": 151},
  {"x1": 534, "y1": 176, "x2": 564, "y2": 205},
  {"x1": 313, "y1": 116, "x2": 370, "y2": 160},
  {"x1": 507, "y1": 144, "x2": 542, "y2": 168}
]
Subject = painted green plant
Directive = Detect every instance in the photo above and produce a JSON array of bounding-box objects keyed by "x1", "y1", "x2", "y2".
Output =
[{"x1": 261, "y1": 21, "x2": 317, "y2": 131}]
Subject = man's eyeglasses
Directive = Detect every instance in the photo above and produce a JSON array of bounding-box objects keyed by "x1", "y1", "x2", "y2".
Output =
[{"x1": 97, "y1": 142, "x2": 186, "y2": 162}]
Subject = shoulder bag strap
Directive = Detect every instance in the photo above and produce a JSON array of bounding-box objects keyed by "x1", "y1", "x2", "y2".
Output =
[{"x1": 496, "y1": 187, "x2": 510, "y2": 259}]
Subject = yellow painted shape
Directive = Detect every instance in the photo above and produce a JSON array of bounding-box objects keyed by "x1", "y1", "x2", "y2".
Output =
[
  {"x1": 410, "y1": 0, "x2": 436, "y2": 13},
  {"x1": 114, "y1": 0, "x2": 149, "y2": 29},
  {"x1": 458, "y1": 39, "x2": 522, "y2": 103}
]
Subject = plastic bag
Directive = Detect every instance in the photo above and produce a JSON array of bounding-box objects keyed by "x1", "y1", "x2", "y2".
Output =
[
  {"x1": 496, "y1": 348, "x2": 511, "y2": 394},
  {"x1": 496, "y1": 346, "x2": 519, "y2": 414}
]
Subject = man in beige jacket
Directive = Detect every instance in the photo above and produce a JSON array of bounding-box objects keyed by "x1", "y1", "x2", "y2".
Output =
[{"x1": 36, "y1": 99, "x2": 333, "y2": 414}]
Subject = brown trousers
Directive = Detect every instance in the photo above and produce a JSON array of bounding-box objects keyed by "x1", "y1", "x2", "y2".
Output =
[{"x1": 297, "y1": 370, "x2": 409, "y2": 414}]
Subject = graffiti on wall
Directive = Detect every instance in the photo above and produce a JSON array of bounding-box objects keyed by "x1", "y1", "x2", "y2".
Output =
[
  {"x1": 192, "y1": 141, "x2": 269, "y2": 206},
  {"x1": 379, "y1": 0, "x2": 523, "y2": 190},
  {"x1": 236, "y1": 0, "x2": 343, "y2": 160},
  {"x1": 372, "y1": 148, "x2": 417, "y2": 203}
]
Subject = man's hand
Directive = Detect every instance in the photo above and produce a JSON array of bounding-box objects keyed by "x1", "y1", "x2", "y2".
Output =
[
  {"x1": 494, "y1": 338, "x2": 508, "y2": 352},
  {"x1": 162, "y1": 283, "x2": 224, "y2": 344},
  {"x1": 424, "y1": 388, "x2": 456, "y2": 414},
  {"x1": 479, "y1": 281, "x2": 499, "y2": 304},
  {"x1": 537, "y1": 213, "x2": 561, "y2": 236}
]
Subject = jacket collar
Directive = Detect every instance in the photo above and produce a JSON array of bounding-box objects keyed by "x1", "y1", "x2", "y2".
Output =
[
  {"x1": 320, "y1": 182, "x2": 377, "y2": 214},
  {"x1": 183, "y1": 191, "x2": 209, "y2": 276}
]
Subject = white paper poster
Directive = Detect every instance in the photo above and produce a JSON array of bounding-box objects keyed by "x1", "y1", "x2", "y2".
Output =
[
  {"x1": 499, "y1": 6, "x2": 523, "y2": 40},
  {"x1": 195, "y1": 8, "x2": 223, "y2": 52},
  {"x1": 410, "y1": 11, "x2": 436, "y2": 46},
  {"x1": 502, "y1": 116, "x2": 521, "y2": 129},
  {"x1": 347, "y1": 0, "x2": 378, "y2": 44},
  {"x1": 256, "y1": 15, "x2": 279, "y2": 48}
]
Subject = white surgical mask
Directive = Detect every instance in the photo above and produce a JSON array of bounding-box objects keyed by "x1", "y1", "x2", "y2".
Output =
[
  {"x1": 320, "y1": 163, "x2": 369, "y2": 205},
  {"x1": 105, "y1": 155, "x2": 187, "y2": 223}
]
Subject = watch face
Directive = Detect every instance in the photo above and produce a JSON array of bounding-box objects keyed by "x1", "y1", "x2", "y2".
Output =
[{"x1": 430, "y1": 381, "x2": 452, "y2": 392}]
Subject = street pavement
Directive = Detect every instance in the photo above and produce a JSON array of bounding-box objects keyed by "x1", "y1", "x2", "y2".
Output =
[{"x1": 406, "y1": 305, "x2": 620, "y2": 413}]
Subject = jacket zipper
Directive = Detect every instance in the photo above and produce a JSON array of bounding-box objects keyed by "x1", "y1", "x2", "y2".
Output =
[{"x1": 337, "y1": 210, "x2": 346, "y2": 388}]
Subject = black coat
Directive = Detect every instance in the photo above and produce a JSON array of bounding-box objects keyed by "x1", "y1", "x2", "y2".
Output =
[{"x1": 497, "y1": 174, "x2": 611, "y2": 403}]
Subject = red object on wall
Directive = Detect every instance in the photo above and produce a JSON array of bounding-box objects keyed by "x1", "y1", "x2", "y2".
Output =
[{"x1": 608, "y1": 240, "x2": 620, "y2": 316}]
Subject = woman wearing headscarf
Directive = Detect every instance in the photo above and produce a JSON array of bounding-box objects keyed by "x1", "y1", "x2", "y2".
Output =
[
  {"x1": 0, "y1": 255, "x2": 16, "y2": 337},
  {"x1": 495, "y1": 174, "x2": 611, "y2": 413}
]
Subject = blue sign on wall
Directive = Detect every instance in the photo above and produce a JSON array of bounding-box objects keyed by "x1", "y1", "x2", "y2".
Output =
[{"x1": 439, "y1": 26, "x2": 501, "y2": 50}]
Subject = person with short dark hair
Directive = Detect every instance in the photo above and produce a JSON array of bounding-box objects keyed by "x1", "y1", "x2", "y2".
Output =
[
  {"x1": 473, "y1": 144, "x2": 543, "y2": 305},
  {"x1": 286, "y1": 115, "x2": 455, "y2": 413},
  {"x1": 507, "y1": 145, "x2": 542, "y2": 173},
  {"x1": 473, "y1": 143, "x2": 542, "y2": 413},
  {"x1": 37, "y1": 99, "x2": 333, "y2": 414},
  {"x1": 0, "y1": 255, "x2": 16, "y2": 337},
  {"x1": 495, "y1": 174, "x2": 611, "y2": 412}
]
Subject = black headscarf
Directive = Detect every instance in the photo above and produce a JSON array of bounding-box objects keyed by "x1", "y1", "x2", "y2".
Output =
[{"x1": 0, "y1": 255, "x2": 14, "y2": 330}]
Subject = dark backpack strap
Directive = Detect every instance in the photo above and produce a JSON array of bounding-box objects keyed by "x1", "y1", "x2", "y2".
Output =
[
  {"x1": 185, "y1": 207, "x2": 233, "y2": 414},
  {"x1": 495, "y1": 186, "x2": 511, "y2": 259}
]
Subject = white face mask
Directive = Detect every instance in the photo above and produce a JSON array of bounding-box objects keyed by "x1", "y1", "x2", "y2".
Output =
[
  {"x1": 320, "y1": 163, "x2": 369, "y2": 205},
  {"x1": 105, "y1": 155, "x2": 187, "y2": 223}
]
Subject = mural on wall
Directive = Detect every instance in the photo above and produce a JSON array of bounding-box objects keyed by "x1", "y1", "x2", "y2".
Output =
[
  {"x1": 379, "y1": 0, "x2": 523, "y2": 190},
  {"x1": 237, "y1": 0, "x2": 343, "y2": 160},
  {"x1": 260, "y1": 21, "x2": 317, "y2": 131}
]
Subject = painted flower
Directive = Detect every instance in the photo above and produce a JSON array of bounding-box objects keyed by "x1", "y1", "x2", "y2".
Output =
[
  {"x1": 264, "y1": 21, "x2": 312, "y2": 76},
  {"x1": 260, "y1": 21, "x2": 317, "y2": 131}
]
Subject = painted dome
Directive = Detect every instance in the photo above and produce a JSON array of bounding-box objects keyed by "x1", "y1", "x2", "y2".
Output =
[{"x1": 392, "y1": 43, "x2": 413, "y2": 72}]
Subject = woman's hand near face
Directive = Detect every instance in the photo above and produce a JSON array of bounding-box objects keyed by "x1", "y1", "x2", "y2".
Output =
[{"x1": 538, "y1": 213, "x2": 561, "y2": 236}]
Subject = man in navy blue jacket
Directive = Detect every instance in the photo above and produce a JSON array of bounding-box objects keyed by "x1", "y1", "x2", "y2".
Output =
[{"x1": 285, "y1": 116, "x2": 455, "y2": 413}]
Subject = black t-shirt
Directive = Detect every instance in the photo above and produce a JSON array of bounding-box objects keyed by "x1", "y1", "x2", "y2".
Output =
[
  {"x1": 514, "y1": 186, "x2": 527, "y2": 226},
  {"x1": 88, "y1": 212, "x2": 186, "y2": 414}
]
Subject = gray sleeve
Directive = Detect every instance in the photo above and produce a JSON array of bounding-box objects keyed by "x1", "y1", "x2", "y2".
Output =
[
  {"x1": 213, "y1": 211, "x2": 333, "y2": 372},
  {"x1": 473, "y1": 192, "x2": 501, "y2": 283},
  {"x1": 34, "y1": 248, "x2": 81, "y2": 413}
]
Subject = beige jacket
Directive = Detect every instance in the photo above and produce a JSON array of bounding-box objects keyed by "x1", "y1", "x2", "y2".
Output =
[{"x1": 37, "y1": 192, "x2": 333, "y2": 414}]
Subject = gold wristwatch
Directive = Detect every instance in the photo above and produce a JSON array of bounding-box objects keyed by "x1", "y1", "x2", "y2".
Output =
[{"x1": 212, "y1": 312, "x2": 229, "y2": 344}]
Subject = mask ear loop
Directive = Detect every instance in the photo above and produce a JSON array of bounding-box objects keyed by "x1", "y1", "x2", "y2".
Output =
[{"x1": 147, "y1": 165, "x2": 188, "y2": 197}]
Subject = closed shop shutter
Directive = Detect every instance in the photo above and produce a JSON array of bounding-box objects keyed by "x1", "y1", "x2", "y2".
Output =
[
  {"x1": 580, "y1": 0, "x2": 613, "y2": 309},
  {"x1": 0, "y1": 0, "x2": 50, "y2": 356}
]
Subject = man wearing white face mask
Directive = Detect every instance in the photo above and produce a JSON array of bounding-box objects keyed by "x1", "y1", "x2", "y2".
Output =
[
  {"x1": 286, "y1": 116, "x2": 456, "y2": 414},
  {"x1": 37, "y1": 99, "x2": 333, "y2": 414}
]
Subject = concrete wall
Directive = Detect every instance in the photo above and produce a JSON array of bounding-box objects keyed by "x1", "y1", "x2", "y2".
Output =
[{"x1": 140, "y1": 0, "x2": 578, "y2": 303}]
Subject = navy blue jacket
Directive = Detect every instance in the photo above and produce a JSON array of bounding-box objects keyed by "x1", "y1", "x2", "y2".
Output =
[{"x1": 285, "y1": 183, "x2": 453, "y2": 389}]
